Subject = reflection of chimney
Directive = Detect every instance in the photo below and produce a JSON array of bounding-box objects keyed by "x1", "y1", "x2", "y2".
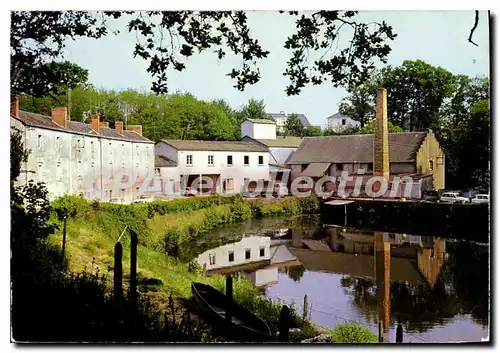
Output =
[
  {"x1": 91, "y1": 115, "x2": 100, "y2": 133},
  {"x1": 374, "y1": 88, "x2": 390, "y2": 180},
  {"x1": 375, "y1": 232, "x2": 391, "y2": 337},
  {"x1": 115, "y1": 120, "x2": 124, "y2": 135},
  {"x1": 11, "y1": 96, "x2": 19, "y2": 118},
  {"x1": 52, "y1": 107, "x2": 68, "y2": 128},
  {"x1": 127, "y1": 124, "x2": 143, "y2": 136}
]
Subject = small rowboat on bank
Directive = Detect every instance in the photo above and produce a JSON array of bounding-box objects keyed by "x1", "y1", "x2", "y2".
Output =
[{"x1": 191, "y1": 282, "x2": 273, "y2": 342}]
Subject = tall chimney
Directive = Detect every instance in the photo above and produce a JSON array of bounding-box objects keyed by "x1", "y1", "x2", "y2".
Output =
[
  {"x1": 115, "y1": 120, "x2": 124, "y2": 135},
  {"x1": 11, "y1": 96, "x2": 19, "y2": 118},
  {"x1": 374, "y1": 88, "x2": 390, "y2": 180},
  {"x1": 52, "y1": 107, "x2": 68, "y2": 128},
  {"x1": 126, "y1": 124, "x2": 143, "y2": 136},
  {"x1": 91, "y1": 115, "x2": 100, "y2": 133}
]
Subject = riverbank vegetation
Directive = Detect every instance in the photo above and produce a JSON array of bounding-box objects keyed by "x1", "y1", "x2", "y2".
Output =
[{"x1": 46, "y1": 193, "x2": 321, "y2": 339}]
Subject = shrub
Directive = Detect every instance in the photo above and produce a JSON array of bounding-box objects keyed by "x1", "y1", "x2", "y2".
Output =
[
  {"x1": 231, "y1": 200, "x2": 252, "y2": 221},
  {"x1": 330, "y1": 322, "x2": 378, "y2": 343},
  {"x1": 52, "y1": 195, "x2": 90, "y2": 220},
  {"x1": 299, "y1": 195, "x2": 320, "y2": 213}
]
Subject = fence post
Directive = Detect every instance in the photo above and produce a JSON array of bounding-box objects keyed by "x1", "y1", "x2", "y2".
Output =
[
  {"x1": 114, "y1": 241, "x2": 123, "y2": 302},
  {"x1": 129, "y1": 230, "x2": 138, "y2": 306},
  {"x1": 378, "y1": 321, "x2": 383, "y2": 343},
  {"x1": 396, "y1": 324, "x2": 403, "y2": 343},
  {"x1": 225, "y1": 275, "x2": 233, "y2": 322},
  {"x1": 61, "y1": 215, "x2": 68, "y2": 265},
  {"x1": 279, "y1": 305, "x2": 290, "y2": 342},
  {"x1": 302, "y1": 294, "x2": 308, "y2": 321}
]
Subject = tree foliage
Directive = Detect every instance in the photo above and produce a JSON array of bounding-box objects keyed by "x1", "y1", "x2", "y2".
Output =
[
  {"x1": 338, "y1": 82, "x2": 375, "y2": 127},
  {"x1": 283, "y1": 114, "x2": 304, "y2": 137},
  {"x1": 11, "y1": 11, "x2": 397, "y2": 96}
]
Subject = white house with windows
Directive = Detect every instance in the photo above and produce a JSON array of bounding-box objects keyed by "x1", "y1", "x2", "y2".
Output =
[
  {"x1": 154, "y1": 139, "x2": 270, "y2": 195},
  {"x1": 326, "y1": 112, "x2": 361, "y2": 130},
  {"x1": 10, "y1": 97, "x2": 154, "y2": 203}
]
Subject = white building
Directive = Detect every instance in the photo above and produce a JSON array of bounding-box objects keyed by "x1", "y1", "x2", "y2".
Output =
[
  {"x1": 326, "y1": 112, "x2": 361, "y2": 130},
  {"x1": 155, "y1": 139, "x2": 270, "y2": 195},
  {"x1": 240, "y1": 118, "x2": 277, "y2": 140},
  {"x1": 10, "y1": 97, "x2": 154, "y2": 203},
  {"x1": 268, "y1": 112, "x2": 311, "y2": 134}
]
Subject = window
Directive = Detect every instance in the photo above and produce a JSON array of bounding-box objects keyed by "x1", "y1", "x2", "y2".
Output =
[
  {"x1": 56, "y1": 162, "x2": 62, "y2": 182},
  {"x1": 228, "y1": 251, "x2": 234, "y2": 262},
  {"x1": 342, "y1": 119, "x2": 346, "y2": 126},
  {"x1": 55, "y1": 137, "x2": 61, "y2": 150},
  {"x1": 227, "y1": 155, "x2": 233, "y2": 166},
  {"x1": 337, "y1": 163, "x2": 344, "y2": 171},
  {"x1": 366, "y1": 163, "x2": 373, "y2": 171},
  {"x1": 136, "y1": 145, "x2": 140, "y2": 157},
  {"x1": 37, "y1": 135, "x2": 44, "y2": 150},
  {"x1": 186, "y1": 155, "x2": 193, "y2": 166},
  {"x1": 122, "y1": 143, "x2": 125, "y2": 157},
  {"x1": 90, "y1": 141, "x2": 94, "y2": 157},
  {"x1": 209, "y1": 254, "x2": 216, "y2": 265},
  {"x1": 244, "y1": 155, "x2": 250, "y2": 166},
  {"x1": 428, "y1": 159, "x2": 434, "y2": 171},
  {"x1": 245, "y1": 249, "x2": 251, "y2": 260},
  {"x1": 258, "y1": 155, "x2": 264, "y2": 165},
  {"x1": 259, "y1": 247, "x2": 265, "y2": 257},
  {"x1": 109, "y1": 142, "x2": 112, "y2": 157},
  {"x1": 208, "y1": 155, "x2": 214, "y2": 166},
  {"x1": 224, "y1": 178, "x2": 234, "y2": 191},
  {"x1": 155, "y1": 168, "x2": 160, "y2": 175}
]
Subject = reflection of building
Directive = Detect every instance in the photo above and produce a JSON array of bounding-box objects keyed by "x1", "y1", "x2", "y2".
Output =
[
  {"x1": 197, "y1": 236, "x2": 271, "y2": 273},
  {"x1": 198, "y1": 236, "x2": 300, "y2": 288}
]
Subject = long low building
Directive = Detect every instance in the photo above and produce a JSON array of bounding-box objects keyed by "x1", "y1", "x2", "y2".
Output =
[
  {"x1": 10, "y1": 97, "x2": 154, "y2": 202},
  {"x1": 155, "y1": 139, "x2": 270, "y2": 195}
]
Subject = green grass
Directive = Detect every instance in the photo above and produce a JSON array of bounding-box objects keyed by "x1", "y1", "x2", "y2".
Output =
[{"x1": 49, "y1": 195, "x2": 321, "y2": 338}]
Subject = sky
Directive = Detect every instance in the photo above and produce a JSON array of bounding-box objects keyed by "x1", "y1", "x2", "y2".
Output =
[{"x1": 63, "y1": 11, "x2": 490, "y2": 129}]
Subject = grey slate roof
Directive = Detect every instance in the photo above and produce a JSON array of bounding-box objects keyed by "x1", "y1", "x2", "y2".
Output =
[
  {"x1": 245, "y1": 118, "x2": 276, "y2": 125},
  {"x1": 267, "y1": 113, "x2": 311, "y2": 127},
  {"x1": 155, "y1": 155, "x2": 178, "y2": 167},
  {"x1": 14, "y1": 110, "x2": 152, "y2": 143},
  {"x1": 158, "y1": 139, "x2": 268, "y2": 152},
  {"x1": 287, "y1": 132, "x2": 428, "y2": 164}
]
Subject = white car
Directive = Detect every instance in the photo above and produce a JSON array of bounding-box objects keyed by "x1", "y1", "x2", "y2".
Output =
[
  {"x1": 109, "y1": 197, "x2": 126, "y2": 204},
  {"x1": 471, "y1": 194, "x2": 489, "y2": 204},
  {"x1": 132, "y1": 195, "x2": 154, "y2": 204},
  {"x1": 440, "y1": 192, "x2": 469, "y2": 204}
]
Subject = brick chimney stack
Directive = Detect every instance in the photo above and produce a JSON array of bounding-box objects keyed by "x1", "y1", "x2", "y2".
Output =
[
  {"x1": 126, "y1": 124, "x2": 143, "y2": 136},
  {"x1": 115, "y1": 120, "x2": 124, "y2": 135},
  {"x1": 52, "y1": 107, "x2": 68, "y2": 128},
  {"x1": 11, "y1": 96, "x2": 19, "y2": 118},
  {"x1": 374, "y1": 88, "x2": 390, "y2": 180},
  {"x1": 91, "y1": 115, "x2": 100, "y2": 133}
]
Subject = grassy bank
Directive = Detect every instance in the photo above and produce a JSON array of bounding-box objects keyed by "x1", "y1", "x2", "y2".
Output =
[{"x1": 49, "y1": 194, "x2": 320, "y2": 338}]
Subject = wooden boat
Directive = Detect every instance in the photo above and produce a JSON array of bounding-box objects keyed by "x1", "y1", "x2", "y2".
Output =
[{"x1": 191, "y1": 282, "x2": 273, "y2": 342}]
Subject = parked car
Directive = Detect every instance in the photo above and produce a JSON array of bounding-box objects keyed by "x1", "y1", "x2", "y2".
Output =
[
  {"x1": 109, "y1": 197, "x2": 126, "y2": 204},
  {"x1": 471, "y1": 194, "x2": 489, "y2": 204},
  {"x1": 422, "y1": 189, "x2": 441, "y2": 201},
  {"x1": 132, "y1": 195, "x2": 154, "y2": 204},
  {"x1": 440, "y1": 192, "x2": 469, "y2": 204}
]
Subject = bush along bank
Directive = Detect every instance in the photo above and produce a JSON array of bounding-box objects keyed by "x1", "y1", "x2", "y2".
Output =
[{"x1": 49, "y1": 194, "x2": 321, "y2": 341}]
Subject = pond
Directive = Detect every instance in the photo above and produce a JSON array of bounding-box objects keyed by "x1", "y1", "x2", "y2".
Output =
[{"x1": 193, "y1": 215, "x2": 490, "y2": 343}]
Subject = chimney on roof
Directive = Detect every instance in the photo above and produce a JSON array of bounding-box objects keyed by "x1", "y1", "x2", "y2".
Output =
[
  {"x1": 52, "y1": 107, "x2": 68, "y2": 128},
  {"x1": 374, "y1": 88, "x2": 390, "y2": 180},
  {"x1": 127, "y1": 124, "x2": 143, "y2": 136},
  {"x1": 100, "y1": 121, "x2": 109, "y2": 128},
  {"x1": 115, "y1": 120, "x2": 124, "y2": 135},
  {"x1": 10, "y1": 96, "x2": 19, "y2": 118},
  {"x1": 91, "y1": 115, "x2": 100, "y2": 133}
]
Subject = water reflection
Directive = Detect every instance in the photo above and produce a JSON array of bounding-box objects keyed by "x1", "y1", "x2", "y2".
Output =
[{"x1": 194, "y1": 217, "x2": 489, "y2": 342}]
